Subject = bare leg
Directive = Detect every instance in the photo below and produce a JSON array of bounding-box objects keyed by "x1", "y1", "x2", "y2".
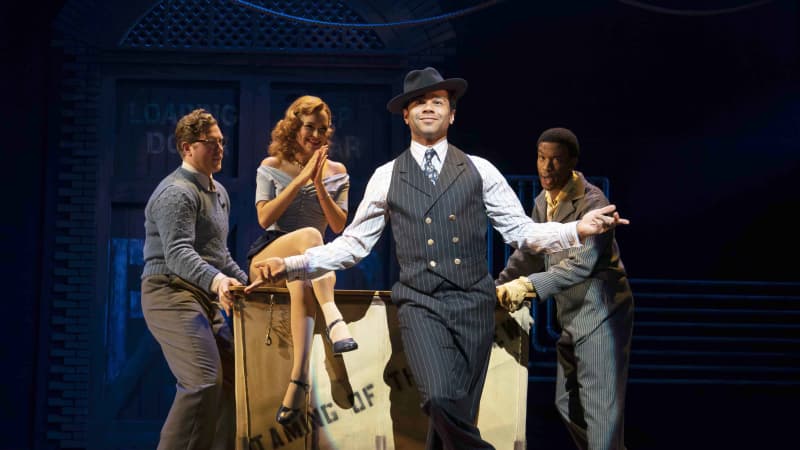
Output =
[
  {"x1": 248, "y1": 228, "x2": 355, "y2": 415},
  {"x1": 249, "y1": 227, "x2": 326, "y2": 282},
  {"x1": 249, "y1": 229, "x2": 319, "y2": 415},
  {"x1": 281, "y1": 278, "x2": 314, "y2": 413}
]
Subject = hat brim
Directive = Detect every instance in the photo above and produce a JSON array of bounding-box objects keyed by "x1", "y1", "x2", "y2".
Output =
[{"x1": 386, "y1": 78, "x2": 468, "y2": 114}]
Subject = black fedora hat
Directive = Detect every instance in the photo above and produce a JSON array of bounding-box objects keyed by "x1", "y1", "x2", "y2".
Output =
[{"x1": 386, "y1": 67, "x2": 468, "y2": 114}]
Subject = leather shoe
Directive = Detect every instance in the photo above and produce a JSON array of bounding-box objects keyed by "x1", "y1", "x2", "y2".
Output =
[
  {"x1": 326, "y1": 318, "x2": 358, "y2": 355},
  {"x1": 276, "y1": 379, "x2": 309, "y2": 425}
]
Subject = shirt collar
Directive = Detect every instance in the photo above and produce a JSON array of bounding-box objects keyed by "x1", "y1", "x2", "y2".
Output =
[
  {"x1": 410, "y1": 139, "x2": 448, "y2": 166},
  {"x1": 181, "y1": 161, "x2": 215, "y2": 192},
  {"x1": 545, "y1": 170, "x2": 579, "y2": 209}
]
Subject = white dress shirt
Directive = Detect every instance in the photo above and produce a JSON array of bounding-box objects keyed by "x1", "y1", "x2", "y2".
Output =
[
  {"x1": 284, "y1": 140, "x2": 581, "y2": 280},
  {"x1": 415, "y1": 139, "x2": 446, "y2": 175}
]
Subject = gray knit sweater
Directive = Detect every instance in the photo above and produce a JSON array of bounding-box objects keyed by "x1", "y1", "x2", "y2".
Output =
[{"x1": 141, "y1": 167, "x2": 247, "y2": 293}]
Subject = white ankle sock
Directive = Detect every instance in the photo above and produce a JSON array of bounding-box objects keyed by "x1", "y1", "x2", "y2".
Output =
[
  {"x1": 320, "y1": 303, "x2": 342, "y2": 325},
  {"x1": 320, "y1": 303, "x2": 351, "y2": 342}
]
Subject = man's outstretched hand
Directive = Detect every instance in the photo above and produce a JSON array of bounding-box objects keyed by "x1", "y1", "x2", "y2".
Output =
[
  {"x1": 245, "y1": 257, "x2": 288, "y2": 293},
  {"x1": 576, "y1": 204, "x2": 630, "y2": 241}
]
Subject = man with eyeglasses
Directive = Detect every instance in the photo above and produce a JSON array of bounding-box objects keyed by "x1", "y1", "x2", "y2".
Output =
[{"x1": 141, "y1": 108, "x2": 246, "y2": 449}]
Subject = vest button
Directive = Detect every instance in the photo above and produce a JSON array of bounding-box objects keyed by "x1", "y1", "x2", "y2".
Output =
[
  {"x1": 425, "y1": 217, "x2": 432, "y2": 224},
  {"x1": 427, "y1": 239, "x2": 434, "y2": 246},
  {"x1": 448, "y1": 214, "x2": 456, "y2": 221},
  {"x1": 454, "y1": 258, "x2": 462, "y2": 265},
  {"x1": 452, "y1": 236, "x2": 459, "y2": 243},
  {"x1": 429, "y1": 260, "x2": 437, "y2": 268}
]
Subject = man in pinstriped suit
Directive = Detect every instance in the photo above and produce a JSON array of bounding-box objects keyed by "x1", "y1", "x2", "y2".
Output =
[
  {"x1": 249, "y1": 70, "x2": 629, "y2": 449},
  {"x1": 497, "y1": 127, "x2": 634, "y2": 450}
]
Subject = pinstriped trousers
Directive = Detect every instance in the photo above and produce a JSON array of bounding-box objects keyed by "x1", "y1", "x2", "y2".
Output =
[
  {"x1": 141, "y1": 274, "x2": 235, "y2": 450},
  {"x1": 394, "y1": 276, "x2": 497, "y2": 450},
  {"x1": 555, "y1": 301, "x2": 633, "y2": 450}
]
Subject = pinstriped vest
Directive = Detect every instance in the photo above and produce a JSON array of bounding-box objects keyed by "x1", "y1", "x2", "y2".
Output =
[{"x1": 387, "y1": 145, "x2": 488, "y2": 293}]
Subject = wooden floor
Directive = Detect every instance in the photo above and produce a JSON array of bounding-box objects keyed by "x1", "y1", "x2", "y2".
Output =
[
  {"x1": 525, "y1": 278, "x2": 800, "y2": 449},
  {"x1": 526, "y1": 381, "x2": 797, "y2": 450}
]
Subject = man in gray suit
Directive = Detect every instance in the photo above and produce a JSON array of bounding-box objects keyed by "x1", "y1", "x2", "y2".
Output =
[
  {"x1": 249, "y1": 69, "x2": 629, "y2": 450},
  {"x1": 496, "y1": 127, "x2": 634, "y2": 450}
]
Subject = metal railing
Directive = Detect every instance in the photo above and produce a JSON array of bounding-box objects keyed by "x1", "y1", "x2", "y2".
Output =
[
  {"x1": 493, "y1": 175, "x2": 800, "y2": 385},
  {"x1": 529, "y1": 278, "x2": 800, "y2": 385}
]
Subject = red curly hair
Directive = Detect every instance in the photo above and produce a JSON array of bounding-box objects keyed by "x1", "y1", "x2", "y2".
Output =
[{"x1": 268, "y1": 95, "x2": 334, "y2": 162}]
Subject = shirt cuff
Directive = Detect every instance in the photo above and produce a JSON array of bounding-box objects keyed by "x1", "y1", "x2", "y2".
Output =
[
  {"x1": 523, "y1": 276, "x2": 537, "y2": 297},
  {"x1": 210, "y1": 272, "x2": 226, "y2": 294},
  {"x1": 284, "y1": 255, "x2": 309, "y2": 281},
  {"x1": 561, "y1": 222, "x2": 582, "y2": 248}
]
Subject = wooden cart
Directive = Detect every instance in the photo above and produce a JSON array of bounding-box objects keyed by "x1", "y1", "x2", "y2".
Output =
[{"x1": 230, "y1": 287, "x2": 531, "y2": 450}]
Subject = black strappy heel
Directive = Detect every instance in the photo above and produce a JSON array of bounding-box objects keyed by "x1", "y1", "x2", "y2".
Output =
[
  {"x1": 326, "y1": 318, "x2": 358, "y2": 355},
  {"x1": 275, "y1": 379, "x2": 309, "y2": 425}
]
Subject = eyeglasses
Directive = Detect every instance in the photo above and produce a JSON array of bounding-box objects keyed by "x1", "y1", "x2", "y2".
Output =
[{"x1": 194, "y1": 138, "x2": 227, "y2": 149}]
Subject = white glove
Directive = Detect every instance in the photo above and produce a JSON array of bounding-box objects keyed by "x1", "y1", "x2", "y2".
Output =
[{"x1": 510, "y1": 303, "x2": 534, "y2": 333}]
